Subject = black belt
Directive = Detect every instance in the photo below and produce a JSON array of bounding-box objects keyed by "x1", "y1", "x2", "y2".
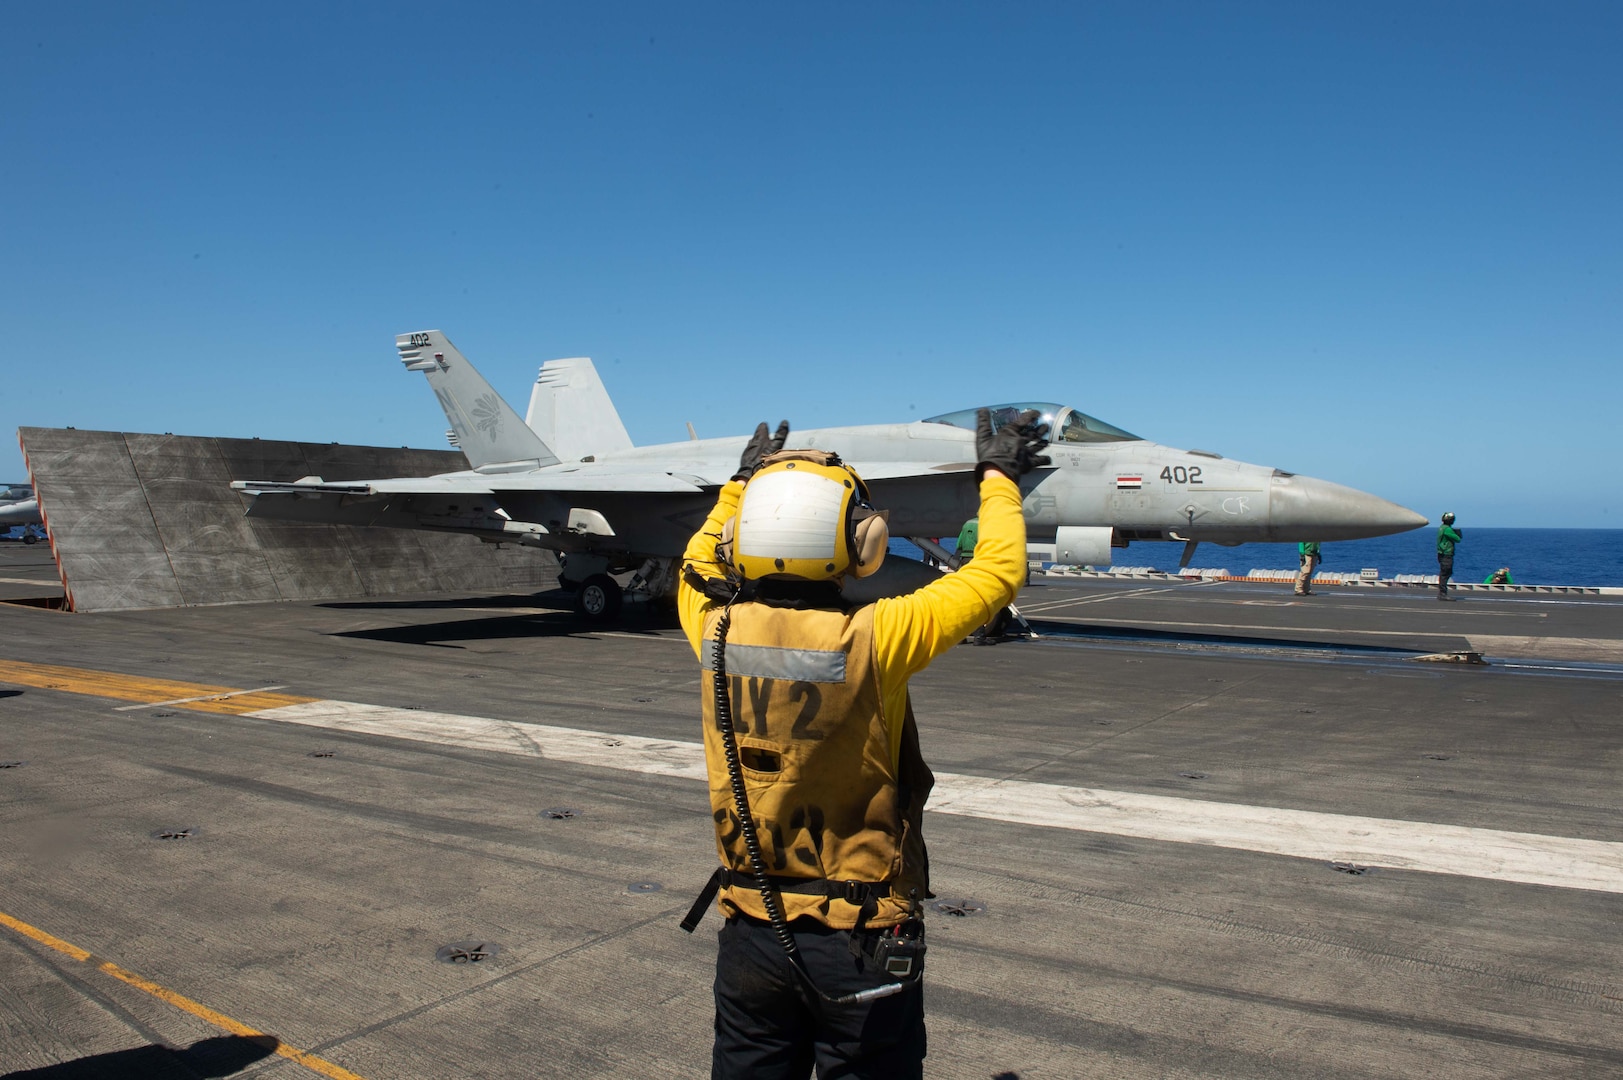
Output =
[{"x1": 679, "y1": 867, "x2": 893, "y2": 934}]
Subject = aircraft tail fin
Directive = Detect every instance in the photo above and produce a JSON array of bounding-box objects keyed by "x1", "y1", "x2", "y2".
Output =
[
  {"x1": 525, "y1": 357, "x2": 635, "y2": 461},
  {"x1": 396, "y1": 331, "x2": 560, "y2": 470}
]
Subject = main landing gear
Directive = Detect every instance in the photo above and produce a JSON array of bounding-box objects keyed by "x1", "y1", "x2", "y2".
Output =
[
  {"x1": 559, "y1": 554, "x2": 675, "y2": 624},
  {"x1": 573, "y1": 574, "x2": 622, "y2": 622}
]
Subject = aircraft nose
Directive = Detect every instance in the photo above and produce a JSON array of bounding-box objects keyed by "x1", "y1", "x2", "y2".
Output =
[{"x1": 1269, "y1": 472, "x2": 1428, "y2": 540}]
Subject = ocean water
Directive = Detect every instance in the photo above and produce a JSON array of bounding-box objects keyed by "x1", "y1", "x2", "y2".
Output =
[
  {"x1": 1079, "y1": 528, "x2": 1623, "y2": 588},
  {"x1": 897, "y1": 529, "x2": 1623, "y2": 587}
]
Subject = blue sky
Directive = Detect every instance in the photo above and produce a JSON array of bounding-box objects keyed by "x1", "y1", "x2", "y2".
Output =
[{"x1": 6, "y1": 3, "x2": 1619, "y2": 527}]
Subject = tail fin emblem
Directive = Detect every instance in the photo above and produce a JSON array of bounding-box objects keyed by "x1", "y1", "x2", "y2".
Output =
[{"x1": 472, "y1": 393, "x2": 503, "y2": 440}]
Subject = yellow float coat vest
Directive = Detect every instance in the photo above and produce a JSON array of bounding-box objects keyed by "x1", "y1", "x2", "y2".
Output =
[{"x1": 700, "y1": 601, "x2": 933, "y2": 929}]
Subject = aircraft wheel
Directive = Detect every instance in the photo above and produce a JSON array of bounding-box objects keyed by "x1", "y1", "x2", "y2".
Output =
[
  {"x1": 575, "y1": 574, "x2": 622, "y2": 622},
  {"x1": 22, "y1": 534, "x2": 38, "y2": 545}
]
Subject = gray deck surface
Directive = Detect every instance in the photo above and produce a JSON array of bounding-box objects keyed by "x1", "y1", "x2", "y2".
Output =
[
  {"x1": 2, "y1": 566, "x2": 1621, "y2": 1078},
  {"x1": 0, "y1": 543, "x2": 62, "y2": 606}
]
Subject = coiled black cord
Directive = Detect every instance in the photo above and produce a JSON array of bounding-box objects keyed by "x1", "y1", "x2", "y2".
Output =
[{"x1": 711, "y1": 603, "x2": 801, "y2": 962}]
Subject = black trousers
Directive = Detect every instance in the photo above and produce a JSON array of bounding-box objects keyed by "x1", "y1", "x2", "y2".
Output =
[
  {"x1": 712, "y1": 915, "x2": 925, "y2": 1080},
  {"x1": 1438, "y1": 553, "x2": 1454, "y2": 595}
]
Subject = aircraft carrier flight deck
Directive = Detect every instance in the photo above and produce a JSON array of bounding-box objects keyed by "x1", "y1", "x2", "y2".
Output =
[{"x1": 2, "y1": 542, "x2": 1621, "y2": 1079}]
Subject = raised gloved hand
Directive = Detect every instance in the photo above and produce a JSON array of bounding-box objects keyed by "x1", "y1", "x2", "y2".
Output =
[
  {"x1": 734, "y1": 420, "x2": 790, "y2": 481},
  {"x1": 976, "y1": 408, "x2": 1051, "y2": 480}
]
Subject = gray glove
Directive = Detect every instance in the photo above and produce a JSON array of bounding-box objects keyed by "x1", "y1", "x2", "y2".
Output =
[
  {"x1": 976, "y1": 408, "x2": 1051, "y2": 480},
  {"x1": 734, "y1": 420, "x2": 790, "y2": 481}
]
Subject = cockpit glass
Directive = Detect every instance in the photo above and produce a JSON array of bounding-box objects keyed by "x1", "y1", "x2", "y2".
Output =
[
  {"x1": 1, "y1": 484, "x2": 32, "y2": 501},
  {"x1": 1054, "y1": 407, "x2": 1138, "y2": 443},
  {"x1": 922, "y1": 402, "x2": 1139, "y2": 443}
]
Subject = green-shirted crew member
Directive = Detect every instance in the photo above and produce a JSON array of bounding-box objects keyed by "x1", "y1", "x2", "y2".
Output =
[
  {"x1": 1485, "y1": 567, "x2": 1513, "y2": 585},
  {"x1": 1437, "y1": 512, "x2": 1462, "y2": 600},
  {"x1": 955, "y1": 516, "x2": 978, "y2": 564},
  {"x1": 1294, "y1": 541, "x2": 1322, "y2": 596},
  {"x1": 955, "y1": 515, "x2": 1010, "y2": 643},
  {"x1": 677, "y1": 409, "x2": 1050, "y2": 1079}
]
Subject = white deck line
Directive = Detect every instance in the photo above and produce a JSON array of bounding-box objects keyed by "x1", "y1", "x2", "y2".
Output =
[
  {"x1": 114, "y1": 685, "x2": 290, "y2": 711},
  {"x1": 246, "y1": 699, "x2": 1623, "y2": 895}
]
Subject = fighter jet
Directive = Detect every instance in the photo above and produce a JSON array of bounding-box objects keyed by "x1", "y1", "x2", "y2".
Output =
[
  {"x1": 0, "y1": 483, "x2": 43, "y2": 544},
  {"x1": 233, "y1": 331, "x2": 1426, "y2": 619}
]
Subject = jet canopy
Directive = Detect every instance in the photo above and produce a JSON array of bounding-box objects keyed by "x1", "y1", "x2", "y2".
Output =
[
  {"x1": 1, "y1": 483, "x2": 33, "y2": 502},
  {"x1": 923, "y1": 402, "x2": 1139, "y2": 444}
]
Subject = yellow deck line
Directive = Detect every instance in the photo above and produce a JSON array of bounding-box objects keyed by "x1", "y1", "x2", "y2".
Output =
[
  {"x1": 114, "y1": 685, "x2": 291, "y2": 712},
  {"x1": 0, "y1": 660, "x2": 316, "y2": 714},
  {"x1": 0, "y1": 909, "x2": 367, "y2": 1080}
]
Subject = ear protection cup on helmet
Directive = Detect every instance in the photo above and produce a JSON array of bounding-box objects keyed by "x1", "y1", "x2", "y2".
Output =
[
  {"x1": 849, "y1": 510, "x2": 889, "y2": 578},
  {"x1": 717, "y1": 515, "x2": 737, "y2": 568}
]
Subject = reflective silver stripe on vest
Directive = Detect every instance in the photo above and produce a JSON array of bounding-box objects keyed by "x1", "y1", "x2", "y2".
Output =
[{"x1": 700, "y1": 641, "x2": 846, "y2": 684}]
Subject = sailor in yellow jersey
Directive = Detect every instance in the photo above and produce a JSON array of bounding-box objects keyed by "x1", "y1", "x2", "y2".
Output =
[{"x1": 677, "y1": 409, "x2": 1049, "y2": 1079}]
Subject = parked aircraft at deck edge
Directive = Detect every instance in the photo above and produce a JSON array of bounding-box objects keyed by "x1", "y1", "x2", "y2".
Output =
[
  {"x1": 0, "y1": 482, "x2": 43, "y2": 541},
  {"x1": 233, "y1": 331, "x2": 1427, "y2": 617}
]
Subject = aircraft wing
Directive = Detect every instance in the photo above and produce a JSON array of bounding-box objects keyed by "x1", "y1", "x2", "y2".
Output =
[
  {"x1": 231, "y1": 468, "x2": 714, "y2": 552},
  {"x1": 232, "y1": 453, "x2": 978, "y2": 500},
  {"x1": 232, "y1": 470, "x2": 711, "y2": 498}
]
